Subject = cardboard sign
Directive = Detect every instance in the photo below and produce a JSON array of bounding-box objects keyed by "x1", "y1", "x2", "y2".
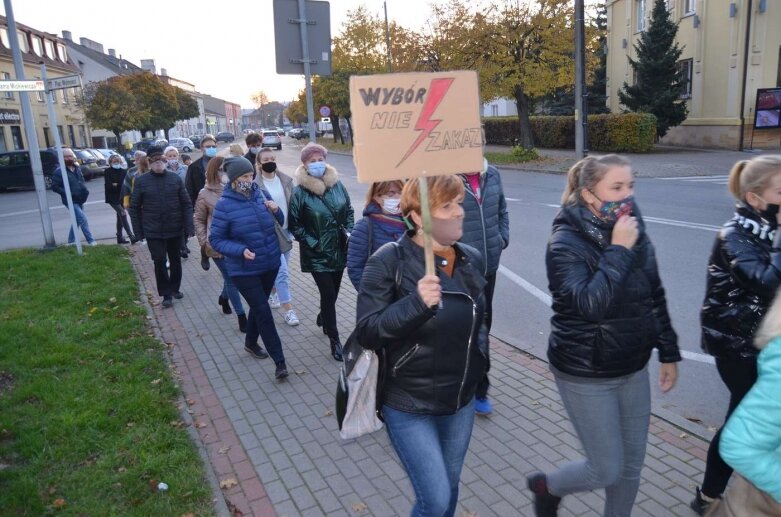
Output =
[{"x1": 350, "y1": 71, "x2": 483, "y2": 183}]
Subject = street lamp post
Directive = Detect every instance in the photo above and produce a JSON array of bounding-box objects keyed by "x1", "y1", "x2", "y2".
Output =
[{"x1": 574, "y1": 0, "x2": 588, "y2": 158}]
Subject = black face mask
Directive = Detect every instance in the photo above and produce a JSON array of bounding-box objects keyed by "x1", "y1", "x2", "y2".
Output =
[
  {"x1": 261, "y1": 162, "x2": 277, "y2": 173},
  {"x1": 760, "y1": 203, "x2": 779, "y2": 224}
]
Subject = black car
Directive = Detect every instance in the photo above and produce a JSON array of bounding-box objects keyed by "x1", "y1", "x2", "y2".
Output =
[
  {"x1": 72, "y1": 149, "x2": 103, "y2": 181},
  {"x1": 215, "y1": 131, "x2": 235, "y2": 143},
  {"x1": 188, "y1": 135, "x2": 202, "y2": 149},
  {"x1": 0, "y1": 149, "x2": 59, "y2": 191},
  {"x1": 289, "y1": 128, "x2": 323, "y2": 140}
]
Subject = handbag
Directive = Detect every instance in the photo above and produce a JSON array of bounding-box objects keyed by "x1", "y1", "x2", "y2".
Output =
[
  {"x1": 262, "y1": 189, "x2": 293, "y2": 254},
  {"x1": 707, "y1": 475, "x2": 781, "y2": 517},
  {"x1": 336, "y1": 243, "x2": 403, "y2": 440}
]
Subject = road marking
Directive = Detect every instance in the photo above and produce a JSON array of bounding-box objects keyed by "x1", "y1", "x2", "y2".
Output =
[
  {"x1": 505, "y1": 197, "x2": 521, "y2": 202},
  {"x1": 540, "y1": 203, "x2": 720, "y2": 232},
  {"x1": 0, "y1": 200, "x2": 105, "y2": 218},
  {"x1": 657, "y1": 175, "x2": 729, "y2": 180}
]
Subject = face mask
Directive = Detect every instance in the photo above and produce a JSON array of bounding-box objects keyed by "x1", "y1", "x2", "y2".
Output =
[
  {"x1": 204, "y1": 147, "x2": 218, "y2": 158},
  {"x1": 167, "y1": 159, "x2": 178, "y2": 169},
  {"x1": 64, "y1": 157, "x2": 76, "y2": 166},
  {"x1": 237, "y1": 180, "x2": 253, "y2": 193},
  {"x1": 220, "y1": 174, "x2": 229, "y2": 186},
  {"x1": 111, "y1": 163, "x2": 123, "y2": 170},
  {"x1": 150, "y1": 161, "x2": 166, "y2": 173},
  {"x1": 249, "y1": 146, "x2": 262, "y2": 155},
  {"x1": 430, "y1": 215, "x2": 463, "y2": 246},
  {"x1": 760, "y1": 202, "x2": 779, "y2": 224},
  {"x1": 261, "y1": 161, "x2": 277, "y2": 174},
  {"x1": 382, "y1": 197, "x2": 401, "y2": 214},
  {"x1": 307, "y1": 161, "x2": 326, "y2": 178},
  {"x1": 590, "y1": 192, "x2": 634, "y2": 223}
]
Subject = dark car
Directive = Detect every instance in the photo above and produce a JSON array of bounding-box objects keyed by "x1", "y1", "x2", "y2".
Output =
[
  {"x1": 215, "y1": 131, "x2": 235, "y2": 143},
  {"x1": 289, "y1": 128, "x2": 323, "y2": 140},
  {"x1": 188, "y1": 135, "x2": 202, "y2": 149},
  {"x1": 72, "y1": 148, "x2": 103, "y2": 181},
  {"x1": 0, "y1": 149, "x2": 59, "y2": 191}
]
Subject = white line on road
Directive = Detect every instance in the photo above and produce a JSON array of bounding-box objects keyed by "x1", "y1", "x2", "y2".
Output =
[
  {"x1": 0, "y1": 200, "x2": 105, "y2": 218},
  {"x1": 541, "y1": 203, "x2": 720, "y2": 232},
  {"x1": 656, "y1": 175, "x2": 729, "y2": 180}
]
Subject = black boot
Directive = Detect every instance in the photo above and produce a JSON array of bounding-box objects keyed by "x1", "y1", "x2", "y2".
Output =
[
  {"x1": 237, "y1": 314, "x2": 247, "y2": 333},
  {"x1": 117, "y1": 235, "x2": 129, "y2": 244},
  {"x1": 527, "y1": 473, "x2": 561, "y2": 517},
  {"x1": 316, "y1": 313, "x2": 327, "y2": 335},
  {"x1": 218, "y1": 295, "x2": 232, "y2": 314},
  {"x1": 330, "y1": 336, "x2": 343, "y2": 362}
]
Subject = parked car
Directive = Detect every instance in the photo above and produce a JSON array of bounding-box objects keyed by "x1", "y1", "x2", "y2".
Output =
[
  {"x1": 72, "y1": 148, "x2": 103, "y2": 181},
  {"x1": 84, "y1": 148, "x2": 108, "y2": 168},
  {"x1": 289, "y1": 127, "x2": 323, "y2": 140},
  {"x1": 261, "y1": 130, "x2": 282, "y2": 150},
  {"x1": 215, "y1": 131, "x2": 235, "y2": 143},
  {"x1": 188, "y1": 135, "x2": 202, "y2": 149},
  {"x1": 288, "y1": 128, "x2": 304, "y2": 139},
  {"x1": 275, "y1": 127, "x2": 285, "y2": 136},
  {"x1": 169, "y1": 138, "x2": 195, "y2": 152},
  {"x1": 0, "y1": 149, "x2": 59, "y2": 191}
]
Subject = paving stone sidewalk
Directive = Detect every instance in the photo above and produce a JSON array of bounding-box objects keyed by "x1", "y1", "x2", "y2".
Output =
[{"x1": 130, "y1": 245, "x2": 708, "y2": 517}]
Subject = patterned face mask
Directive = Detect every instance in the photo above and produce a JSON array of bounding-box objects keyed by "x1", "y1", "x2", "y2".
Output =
[
  {"x1": 237, "y1": 181, "x2": 253, "y2": 193},
  {"x1": 591, "y1": 192, "x2": 634, "y2": 222}
]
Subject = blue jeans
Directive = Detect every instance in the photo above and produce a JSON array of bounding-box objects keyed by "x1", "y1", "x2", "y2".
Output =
[
  {"x1": 273, "y1": 249, "x2": 293, "y2": 304},
  {"x1": 67, "y1": 203, "x2": 95, "y2": 244},
  {"x1": 383, "y1": 399, "x2": 475, "y2": 517},
  {"x1": 213, "y1": 258, "x2": 245, "y2": 316},
  {"x1": 546, "y1": 366, "x2": 650, "y2": 517},
  {"x1": 232, "y1": 270, "x2": 286, "y2": 365}
]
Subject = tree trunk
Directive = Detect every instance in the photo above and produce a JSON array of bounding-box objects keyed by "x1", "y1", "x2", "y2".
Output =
[
  {"x1": 163, "y1": 127, "x2": 170, "y2": 141},
  {"x1": 346, "y1": 116, "x2": 353, "y2": 145},
  {"x1": 514, "y1": 84, "x2": 534, "y2": 150},
  {"x1": 112, "y1": 129, "x2": 123, "y2": 153},
  {"x1": 332, "y1": 114, "x2": 344, "y2": 144}
]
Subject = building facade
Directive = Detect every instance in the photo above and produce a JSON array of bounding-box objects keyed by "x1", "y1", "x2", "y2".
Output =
[
  {"x1": 0, "y1": 17, "x2": 90, "y2": 152},
  {"x1": 606, "y1": 0, "x2": 781, "y2": 149}
]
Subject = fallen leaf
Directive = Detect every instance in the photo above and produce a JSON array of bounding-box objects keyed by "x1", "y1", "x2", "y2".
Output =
[
  {"x1": 117, "y1": 467, "x2": 127, "y2": 473},
  {"x1": 460, "y1": 512, "x2": 478, "y2": 517},
  {"x1": 150, "y1": 379, "x2": 162, "y2": 385},
  {"x1": 685, "y1": 417, "x2": 703, "y2": 424},
  {"x1": 294, "y1": 369, "x2": 307, "y2": 375},
  {"x1": 53, "y1": 498, "x2": 66, "y2": 507},
  {"x1": 148, "y1": 479, "x2": 159, "y2": 491},
  {"x1": 109, "y1": 297, "x2": 117, "y2": 304},
  {"x1": 89, "y1": 307, "x2": 97, "y2": 314},
  {"x1": 352, "y1": 502, "x2": 368, "y2": 513},
  {"x1": 679, "y1": 432, "x2": 689, "y2": 439},
  {"x1": 708, "y1": 426, "x2": 718, "y2": 433},
  {"x1": 323, "y1": 410, "x2": 333, "y2": 417},
  {"x1": 126, "y1": 422, "x2": 135, "y2": 428},
  {"x1": 218, "y1": 446, "x2": 231, "y2": 454},
  {"x1": 186, "y1": 399, "x2": 196, "y2": 406},
  {"x1": 195, "y1": 421, "x2": 207, "y2": 429},
  {"x1": 219, "y1": 478, "x2": 238, "y2": 489}
]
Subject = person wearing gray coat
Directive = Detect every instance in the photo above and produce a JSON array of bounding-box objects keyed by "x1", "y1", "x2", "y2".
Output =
[{"x1": 459, "y1": 160, "x2": 510, "y2": 416}]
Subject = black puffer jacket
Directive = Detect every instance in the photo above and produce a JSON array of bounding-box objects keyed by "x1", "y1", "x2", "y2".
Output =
[
  {"x1": 184, "y1": 156, "x2": 208, "y2": 204},
  {"x1": 701, "y1": 204, "x2": 781, "y2": 359},
  {"x1": 459, "y1": 166, "x2": 509, "y2": 275},
  {"x1": 355, "y1": 234, "x2": 488, "y2": 415},
  {"x1": 129, "y1": 171, "x2": 194, "y2": 240},
  {"x1": 546, "y1": 204, "x2": 680, "y2": 378}
]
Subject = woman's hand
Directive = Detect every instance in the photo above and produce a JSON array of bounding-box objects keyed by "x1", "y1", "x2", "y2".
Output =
[
  {"x1": 611, "y1": 215, "x2": 639, "y2": 249},
  {"x1": 417, "y1": 274, "x2": 441, "y2": 308},
  {"x1": 265, "y1": 200, "x2": 279, "y2": 213},
  {"x1": 659, "y1": 362, "x2": 678, "y2": 393},
  {"x1": 243, "y1": 248, "x2": 255, "y2": 260}
]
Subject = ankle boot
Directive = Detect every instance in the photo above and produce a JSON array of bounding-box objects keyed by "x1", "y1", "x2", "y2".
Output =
[
  {"x1": 117, "y1": 235, "x2": 129, "y2": 244},
  {"x1": 330, "y1": 336, "x2": 343, "y2": 362},
  {"x1": 218, "y1": 295, "x2": 232, "y2": 314},
  {"x1": 237, "y1": 314, "x2": 247, "y2": 333},
  {"x1": 316, "y1": 313, "x2": 327, "y2": 335}
]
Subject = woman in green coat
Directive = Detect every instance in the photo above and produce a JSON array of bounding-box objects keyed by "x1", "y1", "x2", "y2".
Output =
[{"x1": 288, "y1": 143, "x2": 354, "y2": 361}]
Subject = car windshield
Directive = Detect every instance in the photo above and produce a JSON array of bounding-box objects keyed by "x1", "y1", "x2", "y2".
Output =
[
  {"x1": 263, "y1": 133, "x2": 277, "y2": 137},
  {"x1": 75, "y1": 150, "x2": 92, "y2": 159}
]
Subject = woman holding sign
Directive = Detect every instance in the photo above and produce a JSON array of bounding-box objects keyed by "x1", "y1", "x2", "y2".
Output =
[
  {"x1": 354, "y1": 175, "x2": 488, "y2": 517},
  {"x1": 288, "y1": 143, "x2": 354, "y2": 362}
]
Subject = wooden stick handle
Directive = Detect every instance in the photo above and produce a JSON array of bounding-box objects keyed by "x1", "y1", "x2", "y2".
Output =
[{"x1": 418, "y1": 176, "x2": 435, "y2": 277}]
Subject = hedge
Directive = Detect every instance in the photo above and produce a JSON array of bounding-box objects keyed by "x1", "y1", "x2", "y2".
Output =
[{"x1": 483, "y1": 113, "x2": 657, "y2": 153}]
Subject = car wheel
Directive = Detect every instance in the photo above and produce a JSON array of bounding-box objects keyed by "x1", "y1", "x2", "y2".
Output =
[
  {"x1": 277, "y1": 145, "x2": 282, "y2": 150},
  {"x1": 44, "y1": 175, "x2": 53, "y2": 190},
  {"x1": 184, "y1": 146, "x2": 191, "y2": 152}
]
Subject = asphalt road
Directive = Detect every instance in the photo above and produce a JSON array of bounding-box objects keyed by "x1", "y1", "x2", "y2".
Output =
[{"x1": 0, "y1": 138, "x2": 737, "y2": 433}]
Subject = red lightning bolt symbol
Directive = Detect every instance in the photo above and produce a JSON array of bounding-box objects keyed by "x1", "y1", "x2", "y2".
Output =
[{"x1": 397, "y1": 78, "x2": 455, "y2": 167}]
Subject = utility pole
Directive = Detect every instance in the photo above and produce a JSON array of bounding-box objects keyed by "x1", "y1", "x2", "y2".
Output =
[
  {"x1": 296, "y1": 0, "x2": 317, "y2": 143},
  {"x1": 384, "y1": 1, "x2": 392, "y2": 72},
  {"x1": 574, "y1": 0, "x2": 588, "y2": 158},
  {"x1": 4, "y1": 0, "x2": 56, "y2": 248}
]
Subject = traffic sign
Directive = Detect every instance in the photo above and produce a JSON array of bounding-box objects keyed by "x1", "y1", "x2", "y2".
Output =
[
  {"x1": 273, "y1": 0, "x2": 332, "y2": 76},
  {"x1": 319, "y1": 105, "x2": 330, "y2": 117},
  {"x1": 47, "y1": 74, "x2": 81, "y2": 91},
  {"x1": 0, "y1": 80, "x2": 45, "y2": 92}
]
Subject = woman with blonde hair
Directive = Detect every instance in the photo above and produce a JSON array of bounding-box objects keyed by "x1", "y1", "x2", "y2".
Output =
[
  {"x1": 122, "y1": 154, "x2": 148, "y2": 209},
  {"x1": 193, "y1": 156, "x2": 246, "y2": 332},
  {"x1": 691, "y1": 155, "x2": 781, "y2": 515}
]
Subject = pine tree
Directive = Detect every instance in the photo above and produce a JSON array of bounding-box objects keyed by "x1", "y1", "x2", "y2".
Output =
[
  {"x1": 618, "y1": 0, "x2": 687, "y2": 138},
  {"x1": 588, "y1": 3, "x2": 609, "y2": 114}
]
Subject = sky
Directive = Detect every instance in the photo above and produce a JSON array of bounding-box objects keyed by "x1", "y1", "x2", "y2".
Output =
[{"x1": 4, "y1": 0, "x2": 431, "y2": 109}]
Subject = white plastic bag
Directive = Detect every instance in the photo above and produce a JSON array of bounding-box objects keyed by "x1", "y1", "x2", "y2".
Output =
[{"x1": 339, "y1": 350, "x2": 383, "y2": 440}]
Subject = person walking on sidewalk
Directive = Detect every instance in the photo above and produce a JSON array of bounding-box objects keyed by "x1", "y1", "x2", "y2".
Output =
[
  {"x1": 458, "y1": 158, "x2": 509, "y2": 417},
  {"x1": 122, "y1": 153, "x2": 147, "y2": 209},
  {"x1": 209, "y1": 156, "x2": 289, "y2": 380},
  {"x1": 104, "y1": 154, "x2": 136, "y2": 244},
  {"x1": 129, "y1": 146, "x2": 194, "y2": 308},
  {"x1": 527, "y1": 155, "x2": 681, "y2": 517},
  {"x1": 185, "y1": 134, "x2": 218, "y2": 266},
  {"x1": 354, "y1": 175, "x2": 488, "y2": 517},
  {"x1": 244, "y1": 132, "x2": 262, "y2": 173},
  {"x1": 51, "y1": 147, "x2": 96, "y2": 247},
  {"x1": 288, "y1": 142, "x2": 354, "y2": 362},
  {"x1": 254, "y1": 148, "x2": 300, "y2": 327},
  {"x1": 690, "y1": 155, "x2": 781, "y2": 515},
  {"x1": 165, "y1": 145, "x2": 192, "y2": 258},
  {"x1": 346, "y1": 180, "x2": 406, "y2": 290},
  {"x1": 193, "y1": 155, "x2": 247, "y2": 333}
]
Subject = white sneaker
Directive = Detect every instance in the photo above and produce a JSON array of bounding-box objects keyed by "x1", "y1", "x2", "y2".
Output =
[
  {"x1": 88, "y1": 241, "x2": 98, "y2": 247},
  {"x1": 284, "y1": 309, "x2": 300, "y2": 326},
  {"x1": 268, "y1": 292, "x2": 281, "y2": 308}
]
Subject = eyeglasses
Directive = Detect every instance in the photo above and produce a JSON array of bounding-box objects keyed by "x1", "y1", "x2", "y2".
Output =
[
  {"x1": 149, "y1": 158, "x2": 165, "y2": 164},
  {"x1": 202, "y1": 145, "x2": 216, "y2": 149}
]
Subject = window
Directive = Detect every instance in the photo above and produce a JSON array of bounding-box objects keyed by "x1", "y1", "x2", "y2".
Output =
[
  {"x1": 62, "y1": 88, "x2": 69, "y2": 104},
  {"x1": 51, "y1": 89, "x2": 57, "y2": 104},
  {"x1": 10, "y1": 126, "x2": 24, "y2": 150},
  {"x1": 43, "y1": 127, "x2": 51, "y2": 148},
  {"x1": 2, "y1": 72, "x2": 12, "y2": 100},
  {"x1": 636, "y1": 0, "x2": 647, "y2": 31},
  {"x1": 31, "y1": 36, "x2": 43, "y2": 57},
  {"x1": 68, "y1": 125, "x2": 76, "y2": 146},
  {"x1": 34, "y1": 77, "x2": 44, "y2": 102},
  {"x1": 79, "y1": 125, "x2": 87, "y2": 147},
  {"x1": 0, "y1": 129, "x2": 7, "y2": 153},
  {"x1": 678, "y1": 59, "x2": 693, "y2": 99},
  {"x1": 16, "y1": 30, "x2": 28, "y2": 53},
  {"x1": 491, "y1": 105, "x2": 499, "y2": 117},
  {"x1": 44, "y1": 39, "x2": 55, "y2": 60},
  {"x1": 57, "y1": 43, "x2": 67, "y2": 62},
  {"x1": 684, "y1": 0, "x2": 695, "y2": 15},
  {"x1": 57, "y1": 126, "x2": 64, "y2": 143},
  {"x1": 0, "y1": 28, "x2": 9, "y2": 49}
]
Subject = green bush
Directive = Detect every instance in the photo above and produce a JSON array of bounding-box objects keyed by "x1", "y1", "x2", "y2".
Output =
[
  {"x1": 483, "y1": 113, "x2": 657, "y2": 153},
  {"x1": 510, "y1": 146, "x2": 540, "y2": 162}
]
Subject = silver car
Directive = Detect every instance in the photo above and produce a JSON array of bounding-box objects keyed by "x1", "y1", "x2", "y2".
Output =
[
  {"x1": 261, "y1": 131, "x2": 282, "y2": 150},
  {"x1": 169, "y1": 138, "x2": 195, "y2": 152}
]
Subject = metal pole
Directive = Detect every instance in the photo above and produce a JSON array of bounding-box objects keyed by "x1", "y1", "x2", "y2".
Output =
[
  {"x1": 574, "y1": 0, "x2": 587, "y2": 158},
  {"x1": 41, "y1": 64, "x2": 81, "y2": 255},
  {"x1": 4, "y1": 0, "x2": 56, "y2": 248},
  {"x1": 297, "y1": 0, "x2": 317, "y2": 144},
  {"x1": 384, "y1": 1, "x2": 392, "y2": 72}
]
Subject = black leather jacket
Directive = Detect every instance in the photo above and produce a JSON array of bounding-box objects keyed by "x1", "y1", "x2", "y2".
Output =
[
  {"x1": 546, "y1": 204, "x2": 680, "y2": 378},
  {"x1": 701, "y1": 204, "x2": 781, "y2": 359},
  {"x1": 355, "y1": 234, "x2": 488, "y2": 415}
]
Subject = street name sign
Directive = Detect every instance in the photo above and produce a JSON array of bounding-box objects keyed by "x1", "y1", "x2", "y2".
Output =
[
  {"x1": 47, "y1": 75, "x2": 81, "y2": 91},
  {"x1": 0, "y1": 80, "x2": 45, "y2": 91}
]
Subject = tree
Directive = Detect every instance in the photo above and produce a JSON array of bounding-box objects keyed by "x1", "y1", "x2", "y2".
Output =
[
  {"x1": 175, "y1": 89, "x2": 200, "y2": 126},
  {"x1": 619, "y1": 0, "x2": 687, "y2": 138},
  {"x1": 314, "y1": 71, "x2": 351, "y2": 143},
  {"x1": 284, "y1": 92, "x2": 308, "y2": 125},
  {"x1": 588, "y1": 2, "x2": 609, "y2": 114},
  {"x1": 83, "y1": 77, "x2": 148, "y2": 152},
  {"x1": 250, "y1": 91, "x2": 269, "y2": 109},
  {"x1": 123, "y1": 73, "x2": 179, "y2": 138}
]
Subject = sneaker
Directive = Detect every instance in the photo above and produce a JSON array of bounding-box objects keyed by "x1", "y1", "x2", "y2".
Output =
[
  {"x1": 268, "y1": 292, "x2": 281, "y2": 308},
  {"x1": 527, "y1": 472, "x2": 561, "y2": 517},
  {"x1": 88, "y1": 241, "x2": 98, "y2": 247},
  {"x1": 161, "y1": 296, "x2": 173, "y2": 308},
  {"x1": 475, "y1": 397, "x2": 493, "y2": 416},
  {"x1": 172, "y1": 291, "x2": 184, "y2": 300},
  {"x1": 244, "y1": 343, "x2": 269, "y2": 359},
  {"x1": 275, "y1": 362, "x2": 289, "y2": 380},
  {"x1": 690, "y1": 487, "x2": 717, "y2": 516},
  {"x1": 284, "y1": 309, "x2": 300, "y2": 326}
]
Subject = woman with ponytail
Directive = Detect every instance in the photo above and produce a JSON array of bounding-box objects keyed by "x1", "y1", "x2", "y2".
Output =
[
  {"x1": 690, "y1": 155, "x2": 781, "y2": 515},
  {"x1": 527, "y1": 155, "x2": 681, "y2": 517}
]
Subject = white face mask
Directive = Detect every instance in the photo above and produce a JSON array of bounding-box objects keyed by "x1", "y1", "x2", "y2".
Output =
[{"x1": 382, "y1": 197, "x2": 401, "y2": 214}]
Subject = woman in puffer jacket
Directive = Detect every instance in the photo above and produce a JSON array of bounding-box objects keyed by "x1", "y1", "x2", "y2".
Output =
[
  {"x1": 527, "y1": 154, "x2": 681, "y2": 517},
  {"x1": 690, "y1": 155, "x2": 781, "y2": 515},
  {"x1": 209, "y1": 156, "x2": 289, "y2": 380}
]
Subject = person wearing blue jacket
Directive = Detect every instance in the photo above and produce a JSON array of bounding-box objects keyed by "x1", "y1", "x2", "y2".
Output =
[
  {"x1": 209, "y1": 156, "x2": 289, "y2": 380},
  {"x1": 346, "y1": 180, "x2": 406, "y2": 290},
  {"x1": 51, "y1": 147, "x2": 96, "y2": 246},
  {"x1": 714, "y1": 291, "x2": 781, "y2": 515}
]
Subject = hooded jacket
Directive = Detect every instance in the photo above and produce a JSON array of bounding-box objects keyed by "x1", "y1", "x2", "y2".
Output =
[
  {"x1": 288, "y1": 164, "x2": 354, "y2": 273},
  {"x1": 104, "y1": 166, "x2": 126, "y2": 206},
  {"x1": 51, "y1": 165, "x2": 89, "y2": 206},
  {"x1": 209, "y1": 183, "x2": 284, "y2": 278},
  {"x1": 193, "y1": 183, "x2": 224, "y2": 258},
  {"x1": 701, "y1": 204, "x2": 781, "y2": 359},
  {"x1": 546, "y1": 203, "x2": 680, "y2": 378},
  {"x1": 459, "y1": 165, "x2": 510, "y2": 275},
  {"x1": 355, "y1": 234, "x2": 488, "y2": 415},
  {"x1": 129, "y1": 170, "x2": 194, "y2": 240},
  {"x1": 347, "y1": 203, "x2": 406, "y2": 290}
]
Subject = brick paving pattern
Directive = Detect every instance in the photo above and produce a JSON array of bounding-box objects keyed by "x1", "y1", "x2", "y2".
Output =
[{"x1": 131, "y1": 244, "x2": 707, "y2": 516}]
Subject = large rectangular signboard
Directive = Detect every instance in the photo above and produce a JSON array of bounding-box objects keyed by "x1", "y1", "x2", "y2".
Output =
[{"x1": 753, "y1": 88, "x2": 781, "y2": 129}]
